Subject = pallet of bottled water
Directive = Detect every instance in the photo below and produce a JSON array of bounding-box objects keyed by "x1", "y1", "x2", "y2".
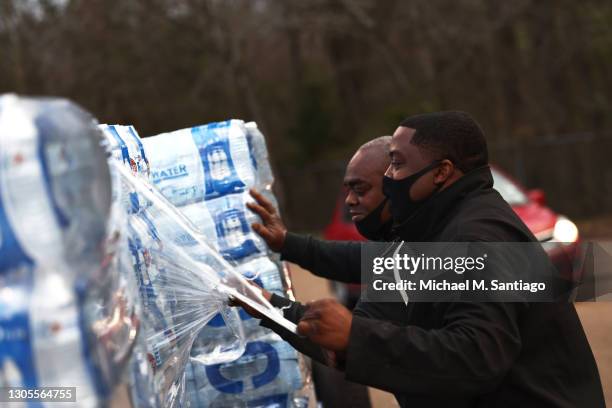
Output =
[
  {"x1": 0, "y1": 95, "x2": 305, "y2": 408},
  {"x1": 101, "y1": 121, "x2": 315, "y2": 408}
]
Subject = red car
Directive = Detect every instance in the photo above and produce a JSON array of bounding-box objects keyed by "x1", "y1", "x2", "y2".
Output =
[{"x1": 324, "y1": 166, "x2": 581, "y2": 306}]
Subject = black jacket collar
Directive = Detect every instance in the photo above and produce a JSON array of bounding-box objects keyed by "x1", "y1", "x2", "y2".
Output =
[{"x1": 389, "y1": 166, "x2": 494, "y2": 242}]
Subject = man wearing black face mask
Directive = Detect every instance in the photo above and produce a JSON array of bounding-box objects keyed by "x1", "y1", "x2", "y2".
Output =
[
  {"x1": 345, "y1": 136, "x2": 393, "y2": 241},
  {"x1": 240, "y1": 111, "x2": 605, "y2": 408},
  {"x1": 247, "y1": 135, "x2": 393, "y2": 284},
  {"x1": 246, "y1": 136, "x2": 392, "y2": 408}
]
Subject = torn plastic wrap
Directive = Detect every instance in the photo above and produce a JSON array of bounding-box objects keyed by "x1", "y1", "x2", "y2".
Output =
[
  {"x1": 101, "y1": 120, "x2": 314, "y2": 406},
  {"x1": 103, "y1": 129, "x2": 298, "y2": 407},
  {"x1": 100, "y1": 124, "x2": 150, "y2": 177},
  {"x1": 143, "y1": 120, "x2": 315, "y2": 408},
  {"x1": 102, "y1": 124, "x2": 246, "y2": 407},
  {"x1": 101, "y1": 124, "x2": 162, "y2": 407},
  {"x1": 0, "y1": 95, "x2": 138, "y2": 407}
]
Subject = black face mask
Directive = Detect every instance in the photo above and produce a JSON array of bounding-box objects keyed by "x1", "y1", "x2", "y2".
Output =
[
  {"x1": 354, "y1": 198, "x2": 390, "y2": 241},
  {"x1": 382, "y1": 161, "x2": 442, "y2": 223}
]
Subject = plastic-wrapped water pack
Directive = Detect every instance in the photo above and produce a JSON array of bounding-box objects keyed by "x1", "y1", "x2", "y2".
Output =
[
  {"x1": 0, "y1": 95, "x2": 139, "y2": 407},
  {"x1": 104, "y1": 120, "x2": 314, "y2": 406},
  {"x1": 101, "y1": 124, "x2": 150, "y2": 177},
  {"x1": 111, "y1": 162, "x2": 295, "y2": 406},
  {"x1": 0, "y1": 95, "x2": 308, "y2": 408},
  {"x1": 102, "y1": 127, "x2": 298, "y2": 407},
  {"x1": 142, "y1": 120, "x2": 314, "y2": 408},
  {"x1": 184, "y1": 340, "x2": 305, "y2": 408},
  {"x1": 146, "y1": 121, "x2": 256, "y2": 206}
]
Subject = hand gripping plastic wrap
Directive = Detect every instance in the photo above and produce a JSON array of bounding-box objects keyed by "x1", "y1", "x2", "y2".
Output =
[
  {"x1": 142, "y1": 120, "x2": 315, "y2": 408},
  {"x1": 0, "y1": 95, "x2": 139, "y2": 407},
  {"x1": 101, "y1": 124, "x2": 299, "y2": 408}
]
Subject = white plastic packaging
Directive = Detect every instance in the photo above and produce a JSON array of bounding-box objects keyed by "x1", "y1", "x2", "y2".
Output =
[{"x1": 0, "y1": 95, "x2": 138, "y2": 407}]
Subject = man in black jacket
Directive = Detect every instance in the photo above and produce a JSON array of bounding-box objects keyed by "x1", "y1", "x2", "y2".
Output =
[
  {"x1": 248, "y1": 135, "x2": 393, "y2": 408},
  {"x1": 244, "y1": 111, "x2": 605, "y2": 407}
]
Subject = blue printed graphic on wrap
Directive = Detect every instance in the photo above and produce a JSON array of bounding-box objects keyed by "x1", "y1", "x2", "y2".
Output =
[
  {"x1": 135, "y1": 119, "x2": 312, "y2": 407},
  {"x1": 0, "y1": 189, "x2": 37, "y2": 390},
  {"x1": 0, "y1": 186, "x2": 34, "y2": 272},
  {"x1": 185, "y1": 340, "x2": 304, "y2": 408},
  {"x1": 145, "y1": 121, "x2": 257, "y2": 207}
]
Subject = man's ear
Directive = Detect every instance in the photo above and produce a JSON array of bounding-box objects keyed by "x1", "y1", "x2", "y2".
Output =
[{"x1": 433, "y1": 159, "x2": 455, "y2": 185}]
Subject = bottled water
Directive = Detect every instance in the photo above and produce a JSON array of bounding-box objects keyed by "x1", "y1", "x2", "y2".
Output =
[
  {"x1": 104, "y1": 126, "x2": 249, "y2": 364},
  {"x1": 237, "y1": 257, "x2": 286, "y2": 295},
  {"x1": 100, "y1": 124, "x2": 149, "y2": 177},
  {"x1": 141, "y1": 119, "x2": 313, "y2": 407},
  {"x1": 191, "y1": 121, "x2": 255, "y2": 200},
  {"x1": 143, "y1": 127, "x2": 203, "y2": 207},
  {"x1": 0, "y1": 95, "x2": 137, "y2": 406},
  {"x1": 184, "y1": 340, "x2": 305, "y2": 408},
  {"x1": 0, "y1": 187, "x2": 36, "y2": 393},
  {"x1": 168, "y1": 194, "x2": 268, "y2": 265},
  {"x1": 245, "y1": 122, "x2": 274, "y2": 190},
  {"x1": 144, "y1": 120, "x2": 257, "y2": 207},
  {"x1": 201, "y1": 257, "x2": 286, "y2": 344},
  {"x1": 204, "y1": 193, "x2": 268, "y2": 263},
  {"x1": 108, "y1": 160, "x2": 303, "y2": 406},
  {"x1": 111, "y1": 118, "x2": 314, "y2": 407}
]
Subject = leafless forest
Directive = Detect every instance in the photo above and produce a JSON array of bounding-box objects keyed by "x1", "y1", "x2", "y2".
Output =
[{"x1": 2, "y1": 0, "x2": 611, "y2": 229}]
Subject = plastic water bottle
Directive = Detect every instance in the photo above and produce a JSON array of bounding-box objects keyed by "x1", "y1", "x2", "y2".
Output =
[
  {"x1": 143, "y1": 127, "x2": 204, "y2": 207},
  {"x1": 0, "y1": 189, "x2": 36, "y2": 393},
  {"x1": 144, "y1": 120, "x2": 258, "y2": 207},
  {"x1": 100, "y1": 124, "x2": 149, "y2": 177},
  {"x1": 245, "y1": 122, "x2": 274, "y2": 190},
  {"x1": 0, "y1": 95, "x2": 136, "y2": 406},
  {"x1": 185, "y1": 340, "x2": 305, "y2": 408}
]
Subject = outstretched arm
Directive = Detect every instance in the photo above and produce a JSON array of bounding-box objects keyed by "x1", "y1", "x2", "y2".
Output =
[{"x1": 248, "y1": 189, "x2": 363, "y2": 283}]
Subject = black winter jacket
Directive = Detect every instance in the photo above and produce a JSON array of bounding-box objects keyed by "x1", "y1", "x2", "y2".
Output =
[{"x1": 264, "y1": 166, "x2": 605, "y2": 407}]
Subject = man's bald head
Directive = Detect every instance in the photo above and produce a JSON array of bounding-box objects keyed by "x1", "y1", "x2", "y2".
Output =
[
  {"x1": 343, "y1": 136, "x2": 392, "y2": 222},
  {"x1": 359, "y1": 135, "x2": 393, "y2": 153},
  {"x1": 353, "y1": 136, "x2": 392, "y2": 175}
]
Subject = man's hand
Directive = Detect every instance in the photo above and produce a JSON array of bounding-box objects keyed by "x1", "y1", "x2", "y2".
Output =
[
  {"x1": 297, "y1": 299, "x2": 353, "y2": 352},
  {"x1": 228, "y1": 281, "x2": 272, "y2": 320},
  {"x1": 247, "y1": 189, "x2": 287, "y2": 252}
]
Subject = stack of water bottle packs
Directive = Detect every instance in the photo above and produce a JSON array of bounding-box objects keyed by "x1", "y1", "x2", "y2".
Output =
[
  {"x1": 0, "y1": 96, "x2": 141, "y2": 407},
  {"x1": 101, "y1": 121, "x2": 313, "y2": 407},
  {"x1": 0, "y1": 95, "x2": 310, "y2": 408}
]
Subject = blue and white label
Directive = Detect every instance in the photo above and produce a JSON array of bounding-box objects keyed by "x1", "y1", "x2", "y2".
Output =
[
  {"x1": 185, "y1": 340, "x2": 303, "y2": 407},
  {"x1": 0, "y1": 189, "x2": 33, "y2": 272},
  {"x1": 191, "y1": 121, "x2": 254, "y2": 201},
  {"x1": 143, "y1": 121, "x2": 257, "y2": 206},
  {"x1": 214, "y1": 207, "x2": 259, "y2": 261},
  {"x1": 151, "y1": 164, "x2": 189, "y2": 183},
  {"x1": 206, "y1": 341, "x2": 280, "y2": 394},
  {"x1": 0, "y1": 286, "x2": 37, "y2": 389},
  {"x1": 144, "y1": 128, "x2": 206, "y2": 207}
]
